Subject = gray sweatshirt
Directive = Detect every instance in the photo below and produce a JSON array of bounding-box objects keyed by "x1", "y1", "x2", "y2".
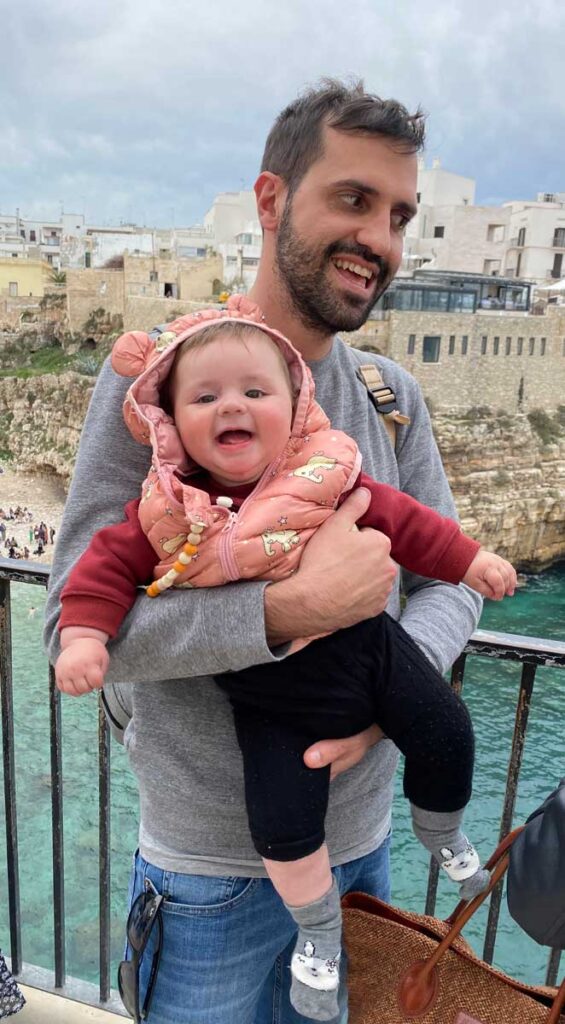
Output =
[{"x1": 44, "y1": 338, "x2": 482, "y2": 876}]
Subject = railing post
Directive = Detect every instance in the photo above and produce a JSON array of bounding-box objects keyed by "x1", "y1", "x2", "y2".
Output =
[
  {"x1": 0, "y1": 578, "x2": 22, "y2": 975},
  {"x1": 483, "y1": 661, "x2": 537, "y2": 964},
  {"x1": 547, "y1": 948, "x2": 563, "y2": 988},
  {"x1": 49, "y1": 663, "x2": 65, "y2": 987},
  {"x1": 98, "y1": 696, "x2": 111, "y2": 1003}
]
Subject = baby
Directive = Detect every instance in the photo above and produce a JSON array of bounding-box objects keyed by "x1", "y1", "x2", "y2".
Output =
[{"x1": 56, "y1": 302, "x2": 515, "y2": 1021}]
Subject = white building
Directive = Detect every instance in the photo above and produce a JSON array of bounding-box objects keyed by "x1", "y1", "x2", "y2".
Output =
[
  {"x1": 503, "y1": 193, "x2": 565, "y2": 284},
  {"x1": 10, "y1": 170, "x2": 562, "y2": 295},
  {"x1": 403, "y1": 159, "x2": 511, "y2": 276},
  {"x1": 0, "y1": 212, "x2": 65, "y2": 266},
  {"x1": 404, "y1": 165, "x2": 565, "y2": 286},
  {"x1": 203, "y1": 191, "x2": 259, "y2": 245}
]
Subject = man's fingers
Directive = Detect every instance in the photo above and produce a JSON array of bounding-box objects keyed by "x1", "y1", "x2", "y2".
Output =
[
  {"x1": 304, "y1": 726, "x2": 384, "y2": 779},
  {"x1": 330, "y1": 487, "x2": 371, "y2": 528},
  {"x1": 304, "y1": 736, "x2": 351, "y2": 769}
]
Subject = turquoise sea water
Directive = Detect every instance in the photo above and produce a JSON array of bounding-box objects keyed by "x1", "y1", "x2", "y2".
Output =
[{"x1": 1, "y1": 564, "x2": 564, "y2": 989}]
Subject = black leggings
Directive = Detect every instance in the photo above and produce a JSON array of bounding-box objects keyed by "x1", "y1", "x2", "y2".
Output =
[{"x1": 215, "y1": 613, "x2": 474, "y2": 861}]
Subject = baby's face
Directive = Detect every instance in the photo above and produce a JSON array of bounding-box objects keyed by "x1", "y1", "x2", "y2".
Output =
[{"x1": 172, "y1": 332, "x2": 294, "y2": 488}]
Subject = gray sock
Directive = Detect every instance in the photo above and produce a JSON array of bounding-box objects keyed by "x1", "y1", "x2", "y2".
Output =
[
  {"x1": 412, "y1": 805, "x2": 490, "y2": 901},
  {"x1": 285, "y1": 878, "x2": 342, "y2": 1021}
]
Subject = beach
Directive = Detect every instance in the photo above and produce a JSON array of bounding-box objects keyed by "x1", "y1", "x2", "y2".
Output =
[{"x1": 0, "y1": 467, "x2": 67, "y2": 564}]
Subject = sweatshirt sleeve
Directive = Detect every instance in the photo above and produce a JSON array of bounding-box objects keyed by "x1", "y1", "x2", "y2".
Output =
[
  {"x1": 507, "y1": 780, "x2": 565, "y2": 947},
  {"x1": 59, "y1": 499, "x2": 158, "y2": 638},
  {"x1": 377, "y1": 362, "x2": 483, "y2": 675},
  {"x1": 44, "y1": 358, "x2": 285, "y2": 684},
  {"x1": 357, "y1": 473, "x2": 480, "y2": 583}
]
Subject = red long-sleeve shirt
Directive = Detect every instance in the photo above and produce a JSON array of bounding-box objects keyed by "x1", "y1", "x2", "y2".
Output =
[{"x1": 59, "y1": 472, "x2": 479, "y2": 638}]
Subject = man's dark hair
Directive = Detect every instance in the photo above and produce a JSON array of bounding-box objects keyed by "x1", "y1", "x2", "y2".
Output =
[{"x1": 261, "y1": 78, "x2": 425, "y2": 193}]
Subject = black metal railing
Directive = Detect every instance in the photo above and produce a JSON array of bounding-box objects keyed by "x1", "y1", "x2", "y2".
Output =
[
  {"x1": 1, "y1": 558, "x2": 564, "y2": 1009},
  {"x1": 0, "y1": 558, "x2": 119, "y2": 1013}
]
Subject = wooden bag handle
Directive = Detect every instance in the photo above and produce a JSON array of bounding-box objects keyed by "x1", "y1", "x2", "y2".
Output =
[
  {"x1": 398, "y1": 827, "x2": 564, "y2": 1020},
  {"x1": 548, "y1": 979, "x2": 565, "y2": 1024}
]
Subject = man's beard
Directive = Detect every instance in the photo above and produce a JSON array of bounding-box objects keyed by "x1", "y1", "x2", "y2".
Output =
[{"x1": 275, "y1": 199, "x2": 393, "y2": 335}]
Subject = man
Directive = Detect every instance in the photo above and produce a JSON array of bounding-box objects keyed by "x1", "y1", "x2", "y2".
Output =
[{"x1": 45, "y1": 79, "x2": 481, "y2": 1023}]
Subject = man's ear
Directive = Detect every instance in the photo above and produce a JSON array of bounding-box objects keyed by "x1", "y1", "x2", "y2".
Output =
[{"x1": 254, "y1": 171, "x2": 287, "y2": 232}]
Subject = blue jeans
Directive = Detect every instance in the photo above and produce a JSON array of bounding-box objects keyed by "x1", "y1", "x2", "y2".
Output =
[{"x1": 125, "y1": 836, "x2": 391, "y2": 1024}]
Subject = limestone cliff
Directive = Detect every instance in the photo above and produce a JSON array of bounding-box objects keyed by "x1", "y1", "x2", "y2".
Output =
[
  {"x1": 433, "y1": 411, "x2": 565, "y2": 572},
  {"x1": 0, "y1": 372, "x2": 93, "y2": 482},
  {"x1": 0, "y1": 375, "x2": 563, "y2": 570}
]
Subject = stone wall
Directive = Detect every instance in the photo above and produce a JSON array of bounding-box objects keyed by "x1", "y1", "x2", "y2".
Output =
[
  {"x1": 0, "y1": 296, "x2": 43, "y2": 331},
  {"x1": 66, "y1": 256, "x2": 223, "y2": 336},
  {"x1": 123, "y1": 296, "x2": 213, "y2": 332},
  {"x1": 66, "y1": 269, "x2": 125, "y2": 335},
  {"x1": 178, "y1": 255, "x2": 223, "y2": 301},
  {"x1": 385, "y1": 305, "x2": 565, "y2": 413}
]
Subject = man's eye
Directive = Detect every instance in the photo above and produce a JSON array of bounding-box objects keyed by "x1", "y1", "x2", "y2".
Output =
[
  {"x1": 392, "y1": 212, "x2": 410, "y2": 231},
  {"x1": 246, "y1": 388, "x2": 264, "y2": 399},
  {"x1": 196, "y1": 394, "x2": 215, "y2": 404},
  {"x1": 341, "y1": 193, "x2": 362, "y2": 209}
]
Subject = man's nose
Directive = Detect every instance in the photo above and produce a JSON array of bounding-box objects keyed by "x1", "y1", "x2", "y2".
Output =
[{"x1": 355, "y1": 212, "x2": 392, "y2": 261}]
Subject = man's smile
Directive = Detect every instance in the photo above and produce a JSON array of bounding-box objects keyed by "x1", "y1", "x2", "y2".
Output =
[
  {"x1": 330, "y1": 255, "x2": 378, "y2": 294},
  {"x1": 329, "y1": 254, "x2": 382, "y2": 296}
]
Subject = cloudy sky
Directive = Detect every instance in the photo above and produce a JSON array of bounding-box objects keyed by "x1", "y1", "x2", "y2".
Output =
[{"x1": 2, "y1": 0, "x2": 564, "y2": 228}]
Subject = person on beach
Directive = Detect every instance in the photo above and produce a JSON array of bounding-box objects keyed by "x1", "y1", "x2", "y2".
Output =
[
  {"x1": 55, "y1": 307, "x2": 515, "y2": 1020},
  {"x1": 46, "y1": 79, "x2": 488, "y2": 1023}
]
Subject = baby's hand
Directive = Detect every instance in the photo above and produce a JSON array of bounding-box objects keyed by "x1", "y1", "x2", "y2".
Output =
[
  {"x1": 462, "y1": 550, "x2": 517, "y2": 600},
  {"x1": 55, "y1": 638, "x2": 109, "y2": 697}
]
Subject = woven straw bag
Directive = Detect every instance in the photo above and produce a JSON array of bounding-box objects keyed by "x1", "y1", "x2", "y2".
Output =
[{"x1": 342, "y1": 830, "x2": 565, "y2": 1023}]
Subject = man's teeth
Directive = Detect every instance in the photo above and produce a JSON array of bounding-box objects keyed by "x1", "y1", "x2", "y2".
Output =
[{"x1": 333, "y1": 259, "x2": 373, "y2": 280}]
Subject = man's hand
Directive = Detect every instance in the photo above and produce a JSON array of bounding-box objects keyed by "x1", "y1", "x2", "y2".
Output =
[
  {"x1": 265, "y1": 488, "x2": 397, "y2": 646},
  {"x1": 304, "y1": 725, "x2": 384, "y2": 780}
]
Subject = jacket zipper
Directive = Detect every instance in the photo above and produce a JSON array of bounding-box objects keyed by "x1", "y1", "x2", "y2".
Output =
[{"x1": 216, "y1": 443, "x2": 293, "y2": 582}]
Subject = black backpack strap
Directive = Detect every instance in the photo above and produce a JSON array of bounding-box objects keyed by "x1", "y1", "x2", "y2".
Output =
[{"x1": 356, "y1": 363, "x2": 410, "y2": 449}]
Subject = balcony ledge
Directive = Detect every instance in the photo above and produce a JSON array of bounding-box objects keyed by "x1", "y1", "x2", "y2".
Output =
[{"x1": 19, "y1": 986, "x2": 124, "y2": 1022}]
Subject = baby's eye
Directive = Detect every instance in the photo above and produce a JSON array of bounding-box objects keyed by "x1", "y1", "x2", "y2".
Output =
[
  {"x1": 196, "y1": 394, "x2": 216, "y2": 404},
  {"x1": 246, "y1": 388, "x2": 265, "y2": 399}
]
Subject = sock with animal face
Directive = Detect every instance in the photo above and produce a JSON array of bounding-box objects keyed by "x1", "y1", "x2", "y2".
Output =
[
  {"x1": 285, "y1": 878, "x2": 342, "y2": 1021},
  {"x1": 411, "y1": 805, "x2": 490, "y2": 900}
]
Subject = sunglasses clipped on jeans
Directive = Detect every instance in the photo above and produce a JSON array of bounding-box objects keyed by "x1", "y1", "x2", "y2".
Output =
[{"x1": 118, "y1": 889, "x2": 165, "y2": 1022}]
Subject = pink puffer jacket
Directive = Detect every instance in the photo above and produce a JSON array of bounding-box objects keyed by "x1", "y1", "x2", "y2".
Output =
[{"x1": 111, "y1": 296, "x2": 361, "y2": 588}]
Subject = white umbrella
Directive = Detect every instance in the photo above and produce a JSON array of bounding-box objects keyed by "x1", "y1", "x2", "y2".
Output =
[{"x1": 537, "y1": 279, "x2": 565, "y2": 291}]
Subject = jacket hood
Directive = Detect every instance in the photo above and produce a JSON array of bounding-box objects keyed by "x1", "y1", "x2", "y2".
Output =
[{"x1": 111, "y1": 295, "x2": 330, "y2": 480}]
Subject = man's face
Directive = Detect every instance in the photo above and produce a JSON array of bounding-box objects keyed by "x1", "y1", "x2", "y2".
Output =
[{"x1": 274, "y1": 127, "x2": 418, "y2": 334}]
